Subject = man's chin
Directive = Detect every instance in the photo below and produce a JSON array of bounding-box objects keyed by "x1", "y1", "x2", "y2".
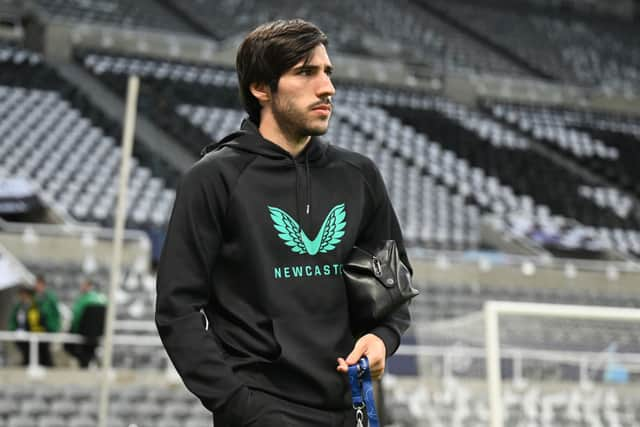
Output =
[
  {"x1": 307, "y1": 121, "x2": 331, "y2": 136},
  {"x1": 308, "y1": 128, "x2": 329, "y2": 136}
]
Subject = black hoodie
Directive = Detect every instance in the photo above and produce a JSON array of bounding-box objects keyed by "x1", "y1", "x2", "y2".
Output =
[{"x1": 155, "y1": 118, "x2": 411, "y2": 416}]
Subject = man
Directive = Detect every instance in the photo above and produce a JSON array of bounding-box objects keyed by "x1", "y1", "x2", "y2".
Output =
[
  {"x1": 156, "y1": 19, "x2": 411, "y2": 427},
  {"x1": 64, "y1": 279, "x2": 107, "y2": 368},
  {"x1": 8, "y1": 285, "x2": 45, "y2": 366},
  {"x1": 33, "y1": 275, "x2": 60, "y2": 366},
  {"x1": 34, "y1": 275, "x2": 61, "y2": 334}
]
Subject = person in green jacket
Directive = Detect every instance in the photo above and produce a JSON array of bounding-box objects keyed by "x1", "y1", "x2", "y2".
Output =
[
  {"x1": 34, "y1": 275, "x2": 61, "y2": 333},
  {"x1": 64, "y1": 279, "x2": 107, "y2": 368},
  {"x1": 33, "y1": 275, "x2": 60, "y2": 367},
  {"x1": 8, "y1": 285, "x2": 48, "y2": 366}
]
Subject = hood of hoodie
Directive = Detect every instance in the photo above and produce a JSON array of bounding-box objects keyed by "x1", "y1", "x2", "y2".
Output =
[{"x1": 201, "y1": 118, "x2": 329, "y2": 163}]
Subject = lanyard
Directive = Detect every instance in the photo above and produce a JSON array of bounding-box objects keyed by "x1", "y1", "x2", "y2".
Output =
[{"x1": 347, "y1": 357, "x2": 379, "y2": 427}]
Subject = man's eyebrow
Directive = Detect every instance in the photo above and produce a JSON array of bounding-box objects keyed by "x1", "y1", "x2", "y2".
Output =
[{"x1": 292, "y1": 64, "x2": 334, "y2": 73}]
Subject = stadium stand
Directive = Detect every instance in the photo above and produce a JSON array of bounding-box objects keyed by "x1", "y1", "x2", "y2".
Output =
[
  {"x1": 485, "y1": 101, "x2": 640, "y2": 198},
  {"x1": 78, "y1": 51, "x2": 483, "y2": 249},
  {"x1": 384, "y1": 99, "x2": 640, "y2": 257},
  {"x1": 484, "y1": 100, "x2": 640, "y2": 257},
  {"x1": 416, "y1": 280, "x2": 640, "y2": 321},
  {"x1": 0, "y1": 44, "x2": 177, "y2": 229},
  {"x1": 78, "y1": 50, "x2": 239, "y2": 159},
  {"x1": 0, "y1": 384, "x2": 211, "y2": 427},
  {"x1": 426, "y1": 0, "x2": 640, "y2": 91},
  {"x1": 21, "y1": 260, "x2": 163, "y2": 370},
  {"x1": 30, "y1": 0, "x2": 196, "y2": 35},
  {"x1": 23, "y1": 261, "x2": 154, "y2": 321},
  {"x1": 76, "y1": 49, "x2": 640, "y2": 256},
  {"x1": 414, "y1": 279, "x2": 640, "y2": 352},
  {"x1": 384, "y1": 379, "x2": 640, "y2": 427},
  {"x1": 163, "y1": 0, "x2": 529, "y2": 77},
  {"x1": 1, "y1": 373, "x2": 639, "y2": 426}
]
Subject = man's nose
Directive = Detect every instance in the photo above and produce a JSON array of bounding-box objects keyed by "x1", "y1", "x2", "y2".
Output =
[{"x1": 317, "y1": 73, "x2": 336, "y2": 98}]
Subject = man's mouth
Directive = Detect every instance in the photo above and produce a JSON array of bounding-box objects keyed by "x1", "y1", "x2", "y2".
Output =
[{"x1": 312, "y1": 105, "x2": 331, "y2": 112}]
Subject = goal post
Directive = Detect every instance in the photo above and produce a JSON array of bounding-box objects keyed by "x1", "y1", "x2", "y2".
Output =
[{"x1": 485, "y1": 301, "x2": 640, "y2": 427}]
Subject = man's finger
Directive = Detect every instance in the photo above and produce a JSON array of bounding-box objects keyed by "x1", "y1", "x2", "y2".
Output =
[
  {"x1": 336, "y1": 357, "x2": 349, "y2": 372},
  {"x1": 345, "y1": 341, "x2": 366, "y2": 365}
]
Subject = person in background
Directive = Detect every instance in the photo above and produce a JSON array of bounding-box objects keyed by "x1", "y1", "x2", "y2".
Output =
[
  {"x1": 33, "y1": 274, "x2": 60, "y2": 366},
  {"x1": 64, "y1": 279, "x2": 107, "y2": 368},
  {"x1": 34, "y1": 275, "x2": 61, "y2": 332},
  {"x1": 8, "y1": 285, "x2": 46, "y2": 366}
]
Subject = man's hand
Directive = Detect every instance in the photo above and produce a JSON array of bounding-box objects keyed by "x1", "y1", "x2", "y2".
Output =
[{"x1": 336, "y1": 334, "x2": 386, "y2": 380}]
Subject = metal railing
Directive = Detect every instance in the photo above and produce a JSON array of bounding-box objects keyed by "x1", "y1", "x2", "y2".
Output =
[
  {"x1": 0, "y1": 330, "x2": 164, "y2": 379},
  {"x1": 3, "y1": 327, "x2": 639, "y2": 386}
]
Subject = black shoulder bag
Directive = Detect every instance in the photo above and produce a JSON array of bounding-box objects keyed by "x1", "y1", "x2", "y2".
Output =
[{"x1": 343, "y1": 240, "x2": 419, "y2": 337}]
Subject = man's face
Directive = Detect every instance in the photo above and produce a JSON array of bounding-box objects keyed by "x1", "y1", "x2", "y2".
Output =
[
  {"x1": 270, "y1": 44, "x2": 336, "y2": 140},
  {"x1": 35, "y1": 281, "x2": 45, "y2": 294},
  {"x1": 81, "y1": 281, "x2": 91, "y2": 293},
  {"x1": 19, "y1": 291, "x2": 31, "y2": 304}
]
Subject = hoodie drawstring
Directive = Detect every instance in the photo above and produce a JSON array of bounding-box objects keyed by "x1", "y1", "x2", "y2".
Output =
[
  {"x1": 305, "y1": 150, "x2": 311, "y2": 216},
  {"x1": 293, "y1": 150, "x2": 312, "y2": 233},
  {"x1": 294, "y1": 157, "x2": 301, "y2": 227}
]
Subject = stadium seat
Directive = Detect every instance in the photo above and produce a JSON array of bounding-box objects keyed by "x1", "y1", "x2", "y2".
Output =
[
  {"x1": 108, "y1": 401, "x2": 135, "y2": 420},
  {"x1": 49, "y1": 401, "x2": 76, "y2": 418},
  {"x1": 7, "y1": 416, "x2": 36, "y2": 427},
  {"x1": 155, "y1": 419, "x2": 182, "y2": 427},
  {"x1": 68, "y1": 416, "x2": 95, "y2": 427},
  {"x1": 19, "y1": 401, "x2": 48, "y2": 418},
  {"x1": 184, "y1": 418, "x2": 211, "y2": 427},
  {"x1": 37, "y1": 416, "x2": 66, "y2": 427},
  {"x1": 0, "y1": 402, "x2": 16, "y2": 419}
]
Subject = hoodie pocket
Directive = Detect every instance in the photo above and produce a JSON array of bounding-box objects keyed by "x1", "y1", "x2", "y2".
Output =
[
  {"x1": 211, "y1": 318, "x2": 281, "y2": 364},
  {"x1": 270, "y1": 310, "x2": 353, "y2": 406},
  {"x1": 216, "y1": 388, "x2": 286, "y2": 427}
]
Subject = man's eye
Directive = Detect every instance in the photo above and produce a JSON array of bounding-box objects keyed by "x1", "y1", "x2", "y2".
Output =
[{"x1": 299, "y1": 68, "x2": 313, "y2": 76}]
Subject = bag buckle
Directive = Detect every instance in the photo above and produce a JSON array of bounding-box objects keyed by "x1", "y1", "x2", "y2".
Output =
[
  {"x1": 372, "y1": 257, "x2": 382, "y2": 278},
  {"x1": 355, "y1": 406, "x2": 365, "y2": 427}
]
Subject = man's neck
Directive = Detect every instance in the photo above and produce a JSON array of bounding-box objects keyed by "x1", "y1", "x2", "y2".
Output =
[{"x1": 258, "y1": 114, "x2": 310, "y2": 158}]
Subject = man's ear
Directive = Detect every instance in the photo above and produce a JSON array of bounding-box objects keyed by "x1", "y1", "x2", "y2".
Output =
[{"x1": 250, "y1": 82, "x2": 271, "y2": 105}]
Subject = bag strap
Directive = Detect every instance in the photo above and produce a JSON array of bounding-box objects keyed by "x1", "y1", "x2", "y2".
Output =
[{"x1": 348, "y1": 357, "x2": 379, "y2": 427}]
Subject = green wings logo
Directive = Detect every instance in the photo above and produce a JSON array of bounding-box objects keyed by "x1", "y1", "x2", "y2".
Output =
[{"x1": 268, "y1": 203, "x2": 347, "y2": 255}]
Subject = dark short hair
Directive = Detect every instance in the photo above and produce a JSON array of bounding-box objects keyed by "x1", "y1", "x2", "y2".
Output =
[
  {"x1": 236, "y1": 19, "x2": 329, "y2": 123},
  {"x1": 18, "y1": 284, "x2": 34, "y2": 296},
  {"x1": 83, "y1": 278, "x2": 98, "y2": 290}
]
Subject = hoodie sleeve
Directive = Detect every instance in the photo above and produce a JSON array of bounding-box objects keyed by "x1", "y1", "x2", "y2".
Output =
[
  {"x1": 355, "y1": 161, "x2": 413, "y2": 358},
  {"x1": 155, "y1": 159, "x2": 245, "y2": 412}
]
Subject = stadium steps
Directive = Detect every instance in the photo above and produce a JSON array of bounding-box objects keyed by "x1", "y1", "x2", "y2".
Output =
[
  {"x1": 51, "y1": 62, "x2": 195, "y2": 174},
  {"x1": 478, "y1": 219, "x2": 549, "y2": 257},
  {"x1": 153, "y1": 0, "x2": 220, "y2": 40},
  {"x1": 482, "y1": 103, "x2": 640, "y2": 234},
  {"x1": 521, "y1": 133, "x2": 640, "y2": 235},
  {"x1": 411, "y1": 0, "x2": 556, "y2": 81},
  {"x1": 0, "y1": 0, "x2": 22, "y2": 41},
  {"x1": 0, "y1": 222, "x2": 150, "y2": 270}
]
